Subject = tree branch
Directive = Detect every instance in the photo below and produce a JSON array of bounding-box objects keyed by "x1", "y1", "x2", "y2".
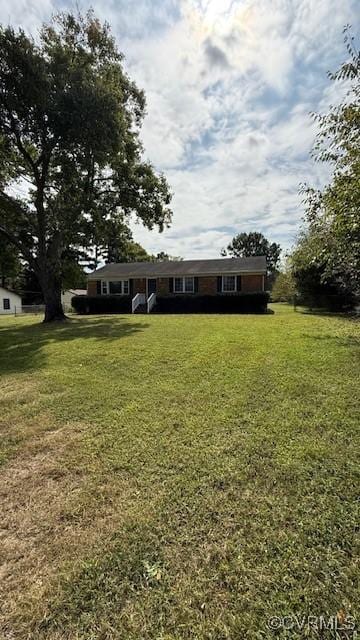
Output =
[
  {"x1": 0, "y1": 223, "x2": 37, "y2": 269},
  {"x1": 7, "y1": 113, "x2": 40, "y2": 181},
  {"x1": 0, "y1": 192, "x2": 37, "y2": 269}
]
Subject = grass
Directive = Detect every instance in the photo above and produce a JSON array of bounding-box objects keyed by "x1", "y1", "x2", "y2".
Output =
[{"x1": 0, "y1": 304, "x2": 359, "y2": 639}]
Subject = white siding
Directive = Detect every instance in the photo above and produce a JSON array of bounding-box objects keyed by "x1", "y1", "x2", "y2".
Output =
[
  {"x1": 0, "y1": 287, "x2": 22, "y2": 315},
  {"x1": 61, "y1": 290, "x2": 74, "y2": 309},
  {"x1": 61, "y1": 289, "x2": 86, "y2": 311}
]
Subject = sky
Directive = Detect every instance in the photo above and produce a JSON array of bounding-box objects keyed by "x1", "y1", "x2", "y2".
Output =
[{"x1": 1, "y1": 0, "x2": 358, "y2": 259}]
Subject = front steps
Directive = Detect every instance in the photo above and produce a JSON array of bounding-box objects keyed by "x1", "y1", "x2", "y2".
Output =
[{"x1": 133, "y1": 303, "x2": 148, "y2": 314}]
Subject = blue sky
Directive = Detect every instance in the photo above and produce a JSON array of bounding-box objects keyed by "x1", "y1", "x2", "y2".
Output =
[{"x1": 1, "y1": 0, "x2": 358, "y2": 258}]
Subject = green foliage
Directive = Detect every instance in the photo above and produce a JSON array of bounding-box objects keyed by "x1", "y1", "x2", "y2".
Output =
[
  {"x1": 73, "y1": 292, "x2": 269, "y2": 314},
  {"x1": 125, "y1": 242, "x2": 152, "y2": 262},
  {"x1": 290, "y1": 229, "x2": 356, "y2": 309},
  {"x1": 272, "y1": 265, "x2": 296, "y2": 302},
  {"x1": 222, "y1": 231, "x2": 281, "y2": 274},
  {"x1": 0, "y1": 11, "x2": 172, "y2": 320},
  {"x1": 297, "y1": 27, "x2": 360, "y2": 301},
  {"x1": 155, "y1": 292, "x2": 269, "y2": 314},
  {"x1": 0, "y1": 235, "x2": 21, "y2": 288},
  {"x1": 90, "y1": 215, "x2": 152, "y2": 266},
  {"x1": 89, "y1": 219, "x2": 182, "y2": 266},
  {"x1": 61, "y1": 255, "x2": 87, "y2": 290},
  {"x1": 72, "y1": 294, "x2": 131, "y2": 314},
  {"x1": 153, "y1": 251, "x2": 183, "y2": 262}
]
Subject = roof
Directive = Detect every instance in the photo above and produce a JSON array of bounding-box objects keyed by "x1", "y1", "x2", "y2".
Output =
[
  {"x1": 88, "y1": 256, "x2": 267, "y2": 279},
  {"x1": 0, "y1": 286, "x2": 21, "y2": 298},
  {"x1": 67, "y1": 289, "x2": 87, "y2": 296}
]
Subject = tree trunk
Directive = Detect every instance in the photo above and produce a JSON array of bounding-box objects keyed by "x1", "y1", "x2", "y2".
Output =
[
  {"x1": 43, "y1": 289, "x2": 66, "y2": 322},
  {"x1": 40, "y1": 270, "x2": 67, "y2": 323}
]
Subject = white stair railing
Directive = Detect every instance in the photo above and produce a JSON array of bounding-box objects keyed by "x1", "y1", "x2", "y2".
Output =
[
  {"x1": 147, "y1": 293, "x2": 156, "y2": 313},
  {"x1": 132, "y1": 293, "x2": 146, "y2": 313}
]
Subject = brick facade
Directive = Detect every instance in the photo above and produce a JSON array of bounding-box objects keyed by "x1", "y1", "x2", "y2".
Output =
[
  {"x1": 88, "y1": 274, "x2": 264, "y2": 297},
  {"x1": 241, "y1": 274, "x2": 263, "y2": 292},
  {"x1": 87, "y1": 280, "x2": 97, "y2": 295},
  {"x1": 157, "y1": 278, "x2": 169, "y2": 295},
  {"x1": 132, "y1": 278, "x2": 146, "y2": 294},
  {"x1": 198, "y1": 276, "x2": 217, "y2": 295}
]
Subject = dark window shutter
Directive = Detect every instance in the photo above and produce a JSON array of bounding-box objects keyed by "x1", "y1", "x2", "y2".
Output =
[
  {"x1": 169, "y1": 278, "x2": 174, "y2": 293},
  {"x1": 217, "y1": 276, "x2": 222, "y2": 292},
  {"x1": 236, "y1": 275, "x2": 242, "y2": 291},
  {"x1": 129, "y1": 279, "x2": 134, "y2": 297},
  {"x1": 96, "y1": 280, "x2": 101, "y2": 295},
  {"x1": 194, "y1": 277, "x2": 199, "y2": 293}
]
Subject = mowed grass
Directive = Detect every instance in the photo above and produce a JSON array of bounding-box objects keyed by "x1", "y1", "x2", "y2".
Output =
[{"x1": 0, "y1": 305, "x2": 359, "y2": 639}]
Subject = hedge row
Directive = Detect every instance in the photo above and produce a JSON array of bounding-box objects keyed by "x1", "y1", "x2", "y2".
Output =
[
  {"x1": 294, "y1": 293, "x2": 355, "y2": 311},
  {"x1": 72, "y1": 293, "x2": 269, "y2": 314},
  {"x1": 155, "y1": 293, "x2": 269, "y2": 314},
  {"x1": 71, "y1": 295, "x2": 132, "y2": 314}
]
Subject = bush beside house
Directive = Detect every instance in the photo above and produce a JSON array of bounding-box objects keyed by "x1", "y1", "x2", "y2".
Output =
[
  {"x1": 155, "y1": 293, "x2": 269, "y2": 314},
  {"x1": 72, "y1": 292, "x2": 269, "y2": 315},
  {"x1": 72, "y1": 295, "x2": 132, "y2": 314}
]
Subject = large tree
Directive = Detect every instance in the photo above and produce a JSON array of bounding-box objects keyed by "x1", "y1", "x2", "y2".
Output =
[
  {"x1": 0, "y1": 12, "x2": 172, "y2": 321},
  {"x1": 221, "y1": 231, "x2": 281, "y2": 274},
  {"x1": 298, "y1": 27, "x2": 360, "y2": 299}
]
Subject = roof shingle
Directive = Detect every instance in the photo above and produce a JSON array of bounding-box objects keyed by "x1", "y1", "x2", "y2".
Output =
[{"x1": 88, "y1": 256, "x2": 267, "y2": 279}]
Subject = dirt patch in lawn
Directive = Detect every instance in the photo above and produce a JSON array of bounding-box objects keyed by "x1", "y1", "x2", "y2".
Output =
[{"x1": 0, "y1": 422, "x2": 140, "y2": 639}]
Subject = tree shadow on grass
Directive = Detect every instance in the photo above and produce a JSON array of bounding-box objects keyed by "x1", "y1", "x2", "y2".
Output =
[
  {"x1": 295, "y1": 307, "x2": 359, "y2": 322},
  {"x1": 302, "y1": 332, "x2": 360, "y2": 350},
  {"x1": 0, "y1": 316, "x2": 149, "y2": 375}
]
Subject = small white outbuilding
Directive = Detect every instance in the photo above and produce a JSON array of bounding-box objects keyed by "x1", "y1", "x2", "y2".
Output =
[
  {"x1": 0, "y1": 286, "x2": 22, "y2": 315},
  {"x1": 61, "y1": 288, "x2": 87, "y2": 312}
]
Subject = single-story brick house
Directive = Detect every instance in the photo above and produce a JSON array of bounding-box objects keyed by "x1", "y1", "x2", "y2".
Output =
[{"x1": 83, "y1": 256, "x2": 268, "y2": 314}]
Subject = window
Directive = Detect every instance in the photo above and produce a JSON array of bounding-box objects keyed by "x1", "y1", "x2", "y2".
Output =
[
  {"x1": 173, "y1": 277, "x2": 194, "y2": 293},
  {"x1": 109, "y1": 281, "x2": 122, "y2": 294},
  {"x1": 102, "y1": 281, "x2": 108, "y2": 295},
  {"x1": 108, "y1": 280, "x2": 129, "y2": 295},
  {"x1": 222, "y1": 276, "x2": 236, "y2": 292},
  {"x1": 3, "y1": 298, "x2": 10, "y2": 310}
]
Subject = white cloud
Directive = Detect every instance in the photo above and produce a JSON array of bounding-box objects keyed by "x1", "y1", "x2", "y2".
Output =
[{"x1": 0, "y1": 0, "x2": 357, "y2": 258}]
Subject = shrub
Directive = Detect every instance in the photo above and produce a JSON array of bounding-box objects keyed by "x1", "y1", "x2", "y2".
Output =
[
  {"x1": 71, "y1": 295, "x2": 132, "y2": 314},
  {"x1": 295, "y1": 292, "x2": 355, "y2": 312},
  {"x1": 272, "y1": 269, "x2": 296, "y2": 302},
  {"x1": 155, "y1": 293, "x2": 269, "y2": 314}
]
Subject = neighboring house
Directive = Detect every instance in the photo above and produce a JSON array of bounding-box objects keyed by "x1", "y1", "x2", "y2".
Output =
[
  {"x1": 0, "y1": 286, "x2": 22, "y2": 315},
  {"x1": 61, "y1": 289, "x2": 87, "y2": 310},
  {"x1": 86, "y1": 256, "x2": 267, "y2": 313}
]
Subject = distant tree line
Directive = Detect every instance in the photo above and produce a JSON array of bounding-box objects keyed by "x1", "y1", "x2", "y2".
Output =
[
  {"x1": 0, "y1": 226, "x2": 181, "y2": 304},
  {"x1": 222, "y1": 231, "x2": 282, "y2": 287}
]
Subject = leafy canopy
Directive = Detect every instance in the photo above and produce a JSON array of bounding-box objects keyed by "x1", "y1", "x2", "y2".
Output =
[
  {"x1": 0, "y1": 11, "x2": 172, "y2": 319},
  {"x1": 222, "y1": 231, "x2": 281, "y2": 274},
  {"x1": 297, "y1": 27, "x2": 360, "y2": 299}
]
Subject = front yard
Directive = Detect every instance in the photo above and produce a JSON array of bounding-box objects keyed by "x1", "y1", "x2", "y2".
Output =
[{"x1": 0, "y1": 305, "x2": 359, "y2": 638}]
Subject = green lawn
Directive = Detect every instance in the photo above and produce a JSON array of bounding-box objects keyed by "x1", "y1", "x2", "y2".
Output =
[{"x1": 0, "y1": 305, "x2": 359, "y2": 639}]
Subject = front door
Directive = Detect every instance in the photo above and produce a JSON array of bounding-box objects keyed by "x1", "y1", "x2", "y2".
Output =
[{"x1": 147, "y1": 279, "x2": 157, "y2": 297}]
